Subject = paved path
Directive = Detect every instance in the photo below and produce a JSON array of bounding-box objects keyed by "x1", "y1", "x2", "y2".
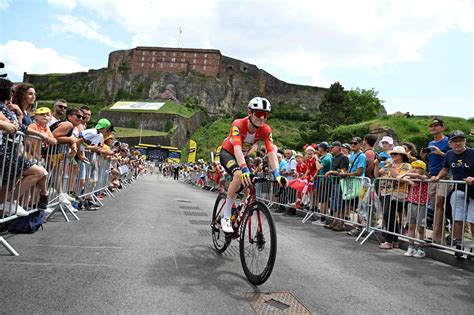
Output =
[{"x1": 1, "y1": 174, "x2": 473, "y2": 314}]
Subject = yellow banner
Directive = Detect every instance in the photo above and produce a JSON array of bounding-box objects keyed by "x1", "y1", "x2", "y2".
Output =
[
  {"x1": 214, "y1": 145, "x2": 222, "y2": 163},
  {"x1": 188, "y1": 139, "x2": 197, "y2": 163}
]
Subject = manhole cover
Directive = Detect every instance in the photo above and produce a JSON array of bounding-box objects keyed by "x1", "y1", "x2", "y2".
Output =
[
  {"x1": 197, "y1": 229, "x2": 212, "y2": 237},
  {"x1": 184, "y1": 211, "x2": 208, "y2": 217},
  {"x1": 176, "y1": 200, "x2": 192, "y2": 203},
  {"x1": 189, "y1": 220, "x2": 210, "y2": 225},
  {"x1": 180, "y1": 206, "x2": 201, "y2": 210},
  {"x1": 246, "y1": 292, "x2": 312, "y2": 314}
]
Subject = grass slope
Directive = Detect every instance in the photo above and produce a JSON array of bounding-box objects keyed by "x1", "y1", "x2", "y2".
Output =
[{"x1": 114, "y1": 127, "x2": 168, "y2": 138}]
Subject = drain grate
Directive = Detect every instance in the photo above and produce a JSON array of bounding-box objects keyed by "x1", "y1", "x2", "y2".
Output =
[
  {"x1": 264, "y1": 299, "x2": 290, "y2": 311},
  {"x1": 176, "y1": 199, "x2": 192, "y2": 203},
  {"x1": 189, "y1": 220, "x2": 210, "y2": 226},
  {"x1": 197, "y1": 229, "x2": 212, "y2": 237},
  {"x1": 184, "y1": 211, "x2": 208, "y2": 217},
  {"x1": 179, "y1": 205, "x2": 201, "y2": 210},
  {"x1": 246, "y1": 292, "x2": 311, "y2": 315}
]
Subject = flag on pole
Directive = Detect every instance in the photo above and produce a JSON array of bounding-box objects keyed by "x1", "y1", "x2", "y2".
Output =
[
  {"x1": 179, "y1": 26, "x2": 182, "y2": 34},
  {"x1": 188, "y1": 139, "x2": 197, "y2": 163}
]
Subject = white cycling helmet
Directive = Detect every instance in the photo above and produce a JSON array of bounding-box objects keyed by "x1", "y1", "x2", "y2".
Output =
[{"x1": 248, "y1": 97, "x2": 271, "y2": 112}]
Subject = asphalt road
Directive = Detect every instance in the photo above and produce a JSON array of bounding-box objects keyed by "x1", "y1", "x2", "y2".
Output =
[{"x1": 1, "y1": 174, "x2": 473, "y2": 314}]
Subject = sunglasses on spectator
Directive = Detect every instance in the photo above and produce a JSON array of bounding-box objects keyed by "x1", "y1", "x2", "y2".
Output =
[
  {"x1": 390, "y1": 153, "x2": 399, "y2": 156},
  {"x1": 75, "y1": 114, "x2": 85, "y2": 119},
  {"x1": 57, "y1": 105, "x2": 67, "y2": 109},
  {"x1": 253, "y1": 111, "x2": 269, "y2": 119},
  {"x1": 350, "y1": 142, "x2": 358, "y2": 145}
]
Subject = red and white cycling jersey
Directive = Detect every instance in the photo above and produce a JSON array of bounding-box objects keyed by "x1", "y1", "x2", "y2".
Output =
[{"x1": 221, "y1": 117, "x2": 275, "y2": 155}]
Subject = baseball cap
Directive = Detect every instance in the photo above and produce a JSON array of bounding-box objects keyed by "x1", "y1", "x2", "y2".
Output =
[
  {"x1": 448, "y1": 130, "x2": 466, "y2": 141},
  {"x1": 411, "y1": 160, "x2": 427, "y2": 171},
  {"x1": 342, "y1": 143, "x2": 351, "y2": 150},
  {"x1": 351, "y1": 137, "x2": 363, "y2": 144},
  {"x1": 35, "y1": 107, "x2": 51, "y2": 115},
  {"x1": 429, "y1": 118, "x2": 445, "y2": 127},
  {"x1": 95, "y1": 118, "x2": 112, "y2": 130},
  {"x1": 318, "y1": 142, "x2": 329, "y2": 150},
  {"x1": 331, "y1": 141, "x2": 342, "y2": 147}
]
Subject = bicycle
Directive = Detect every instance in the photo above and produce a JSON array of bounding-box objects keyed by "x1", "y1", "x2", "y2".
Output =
[{"x1": 210, "y1": 176, "x2": 285, "y2": 285}]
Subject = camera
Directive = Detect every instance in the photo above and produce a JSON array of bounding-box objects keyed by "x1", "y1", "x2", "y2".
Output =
[
  {"x1": 112, "y1": 140, "x2": 121, "y2": 147},
  {"x1": 421, "y1": 148, "x2": 429, "y2": 154}
]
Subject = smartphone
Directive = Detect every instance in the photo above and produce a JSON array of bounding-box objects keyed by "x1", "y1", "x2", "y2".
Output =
[
  {"x1": 421, "y1": 148, "x2": 430, "y2": 154},
  {"x1": 378, "y1": 156, "x2": 388, "y2": 162}
]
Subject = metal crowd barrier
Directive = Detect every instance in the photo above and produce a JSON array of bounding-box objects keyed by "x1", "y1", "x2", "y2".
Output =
[
  {"x1": 1, "y1": 131, "x2": 119, "y2": 256},
  {"x1": 364, "y1": 177, "x2": 473, "y2": 257}
]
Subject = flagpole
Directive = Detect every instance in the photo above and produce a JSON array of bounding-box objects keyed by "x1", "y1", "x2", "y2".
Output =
[
  {"x1": 139, "y1": 122, "x2": 143, "y2": 145},
  {"x1": 178, "y1": 26, "x2": 182, "y2": 48}
]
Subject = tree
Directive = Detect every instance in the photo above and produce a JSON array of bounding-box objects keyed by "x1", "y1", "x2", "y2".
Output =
[
  {"x1": 346, "y1": 88, "x2": 385, "y2": 123},
  {"x1": 319, "y1": 82, "x2": 349, "y2": 127}
]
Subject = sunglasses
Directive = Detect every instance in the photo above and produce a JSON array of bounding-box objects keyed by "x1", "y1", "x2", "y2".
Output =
[
  {"x1": 390, "y1": 153, "x2": 399, "y2": 156},
  {"x1": 57, "y1": 105, "x2": 67, "y2": 109},
  {"x1": 350, "y1": 142, "x2": 358, "y2": 145},
  {"x1": 253, "y1": 111, "x2": 269, "y2": 119},
  {"x1": 75, "y1": 114, "x2": 85, "y2": 119}
]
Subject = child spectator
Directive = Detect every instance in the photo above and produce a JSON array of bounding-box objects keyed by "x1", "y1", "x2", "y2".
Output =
[
  {"x1": 400, "y1": 160, "x2": 429, "y2": 258},
  {"x1": 26, "y1": 107, "x2": 57, "y2": 160}
]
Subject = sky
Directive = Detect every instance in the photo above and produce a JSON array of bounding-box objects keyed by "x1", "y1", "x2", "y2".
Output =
[{"x1": 0, "y1": 0, "x2": 473, "y2": 118}]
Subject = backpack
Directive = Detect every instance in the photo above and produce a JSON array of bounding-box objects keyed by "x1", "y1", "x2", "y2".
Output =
[{"x1": 8, "y1": 210, "x2": 46, "y2": 234}]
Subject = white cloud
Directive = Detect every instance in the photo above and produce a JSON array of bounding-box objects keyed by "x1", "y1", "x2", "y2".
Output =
[
  {"x1": 0, "y1": 40, "x2": 87, "y2": 81},
  {"x1": 64, "y1": 0, "x2": 473, "y2": 87},
  {"x1": 0, "y1": 0, "x2": 9, "y2": 11},
  {"x1": 50, "y1": 15, "x2": 127, "y2": 49},
  {"x1": 47, "y1": 0, "x2": 77, "y2": 11}
]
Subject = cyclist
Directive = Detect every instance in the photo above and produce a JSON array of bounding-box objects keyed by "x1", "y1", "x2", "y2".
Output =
[{"x1": 219, "y1": 97, "x2": 285, "y2": 233}]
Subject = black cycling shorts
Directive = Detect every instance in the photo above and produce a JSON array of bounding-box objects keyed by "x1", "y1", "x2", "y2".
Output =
[{"x1": 219, "y1": 149, "x2": 251, "y2": 175}]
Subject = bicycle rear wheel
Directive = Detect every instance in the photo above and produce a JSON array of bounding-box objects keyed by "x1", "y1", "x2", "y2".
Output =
[
  {"x1": 239, "y1": 201, "x2": 277, "y2": 285},
  {"x1": 211, "y1": 192, "x2": 231, "y2": 253}
]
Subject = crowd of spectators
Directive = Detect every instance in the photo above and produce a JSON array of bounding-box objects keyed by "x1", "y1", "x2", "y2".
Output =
[
  {"x1": 0, "y1": 78, "x2": 147, "y2": 227},
  {"x1": 176, "y1": 119, "x2": 474, "y2": 258}
]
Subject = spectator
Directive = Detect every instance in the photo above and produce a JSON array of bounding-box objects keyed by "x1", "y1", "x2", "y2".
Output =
[
  {"x1": 324, "y1": 141, "x2": 349, "y2": 230},
  {"x1": 11, "y1": 83, "x2": 36, "y2": 128},
  {"x1": 432, "y1": 130, "x2": 474, "y2": 256},
  {"x1": 378, "y1": 136, "x2": 394, "y2": 168},
  {"x1": 400, "y1": 160, "x2": 429, "y2": 258},
  {"x1": 341, "y1": 143, "x2": 351, "y2": 157},
  {"x1": 375, "y1": 146, "x2": 412, "y2": 249},
  {"x1": 363, "y1": 134, "x2": 378, "y2": 180},
  {"x1": 80, "y1": 106, "x2": 92, "y2": 128},
  {"x1": 277, "y1": 149, "x2": 296, "y2": 214},
  {"x1": 340, "y1": 137, "x2": 367, "y2": 236},
  {"x1": 314, "y1": 142, "x2": 333, "y2": 225},
  {"x1": 277, "y1": 153, "x2": 287, "y2": 174},
  {"x1": 26, "y1": 107, "x2": 57, "y2": 160},
  {"x1": 402, "y1": 142, "x2": 418, "y2": 162},
  {"x1": 0, "y1": 79, "x2": 49, "y2": 215},
  {"x1": 48, "y1": 99, "x2": 67, "y2": 127},
  {"x1": 421, "y1": 118, "x2": 452, "y2": 245}
]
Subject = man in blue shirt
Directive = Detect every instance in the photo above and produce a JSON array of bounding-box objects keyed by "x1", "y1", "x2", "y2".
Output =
[
  {"x1": 433, "y1": 130, "x2": 474, "y2": 256},
  {"x1": 340, "y1": 137, "x2": 367, "y2": 235},
  {"x1": 421, "y1": 118, "x2": 452, "y2": 244}
]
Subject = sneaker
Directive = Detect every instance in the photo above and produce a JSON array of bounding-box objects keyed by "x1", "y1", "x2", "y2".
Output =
[
  {"x1": 453, "y1": 239, "x2": 464, "y2": 258},
  {"x1": 38, "y1": 194, "x2": 49, "y2": 210},
  {"x1": 404, "y1": 246, "x2": 417, "y2": 257},
  {"x1": 413, "y1": 247, "x2": 426, "y2": 258},
  {"x1": 347, "y1": 228, "x2": 361, "y2": 237},
  {"x1": 311, "y1": 219, "x2": 325, "y2": 226},
  {"x1": 221, "y1": 217, "x2": 234, "y2": 233},
  {"x1": 15, "y1": 204, "x2": 29, "y2": 217}
]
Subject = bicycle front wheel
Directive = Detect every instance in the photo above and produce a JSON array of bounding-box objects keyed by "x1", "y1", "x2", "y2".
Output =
[{"x1": 239, "y1": 201, "x2": 277, "y2": 285}]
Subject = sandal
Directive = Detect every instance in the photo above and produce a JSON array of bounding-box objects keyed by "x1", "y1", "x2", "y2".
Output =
[{"x1": 379, "y1": 242, "x2": 393, "y2": 249}]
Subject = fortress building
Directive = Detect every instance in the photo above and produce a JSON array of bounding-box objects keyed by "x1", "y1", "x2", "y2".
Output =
[{"x1": 108, "y1": 46, "x2": 223, "y2": 77}]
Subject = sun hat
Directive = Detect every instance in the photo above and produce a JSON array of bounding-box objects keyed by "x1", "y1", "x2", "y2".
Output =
[
  {"x1": 95, "y1": 118, "x2": 112, "y2": 130},
  {"x1": 411, "y1": 160, "x2": 426, "y2": 171},
  {"x1": 35, "y1": 107, "x2": 51, "y2": 115},
  {"x1": 295, "y1": 152, "x2": 303, "y2": 158},
  {"x1": 379, "y1": 136, "x2": 394, "y2": 148},
  {"x1": 388, "y1": 146, "x2": 408, "y2": 156},
  {"x1": 305, "y1": 144, "x2": 317, "y2": 152}
]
